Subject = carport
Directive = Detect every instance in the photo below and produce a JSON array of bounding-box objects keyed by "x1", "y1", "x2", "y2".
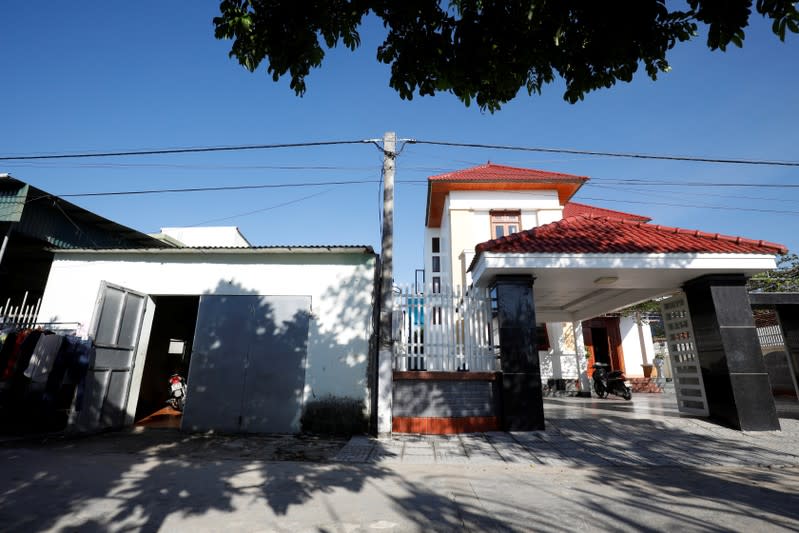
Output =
[{"x1": 469, "y1": 215, "x2": 786, "y2": 432}]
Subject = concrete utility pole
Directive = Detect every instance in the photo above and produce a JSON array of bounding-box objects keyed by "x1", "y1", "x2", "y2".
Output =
[{"x1": 377, "y1": 131, "x2": 396, "y2": 435}]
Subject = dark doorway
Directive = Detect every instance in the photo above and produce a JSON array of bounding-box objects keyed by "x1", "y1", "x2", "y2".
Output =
[
  {"x1": 591, "y1": 327, "x2": 611, "y2": 366},
  {"x1": 134, "y1": 296, "x2": 199, "y2": 426}
]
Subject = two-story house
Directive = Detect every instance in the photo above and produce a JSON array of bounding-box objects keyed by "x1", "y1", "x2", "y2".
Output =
[{"x1": 422, "y1": 163, "x2": 658, "y2": 386}]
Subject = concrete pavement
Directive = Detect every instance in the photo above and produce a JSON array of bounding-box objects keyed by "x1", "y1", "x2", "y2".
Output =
[
  {"x1": 0, "y1": 393, "x2": 797, "y2": 532},
  {"x1": 336, "y1": 394, "x2": 799, "y2": 467}
]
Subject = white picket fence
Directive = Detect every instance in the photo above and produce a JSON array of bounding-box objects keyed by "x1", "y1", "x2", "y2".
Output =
[
  {"x1": 392, "y1": 285, "x2": 498, "y2": 372},
  {"x1": 0, "y1": 292, "x2": 41, "y2": 328}
]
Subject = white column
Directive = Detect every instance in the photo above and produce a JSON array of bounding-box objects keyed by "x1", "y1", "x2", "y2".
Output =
[{"x1": 573, "y1": 320, "x2": 591, "y2": 396}]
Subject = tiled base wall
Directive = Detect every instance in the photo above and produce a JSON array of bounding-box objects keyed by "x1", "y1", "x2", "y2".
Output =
[
  {"x1": 392, "y1": 416, "x2": 500, "y2": 434},
  {"x1": 392, "y1": 371, "x2": 500, "y2": 434}
]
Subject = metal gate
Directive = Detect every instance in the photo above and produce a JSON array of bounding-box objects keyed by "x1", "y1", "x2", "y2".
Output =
[
  {"x1": 73, "y1": 282, "x2": 148, "y2": 432},
  {"x1": 660, "y1": 293, "x2": 709, "y2": 416},
  {"x1": 182, "y1": 294, "x2": 311, "y2": 433}
]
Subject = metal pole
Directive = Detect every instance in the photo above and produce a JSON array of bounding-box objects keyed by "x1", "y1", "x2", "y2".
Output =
[
  {"x1": 0, "y1": 224, "x2": 13, "y2": 267},
  {"x1": 377, "y1": 131, "x2": 396, "y2": 435}
]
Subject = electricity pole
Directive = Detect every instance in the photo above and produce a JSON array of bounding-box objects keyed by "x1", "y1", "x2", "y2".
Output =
[{"x1": 377, "y1": 131, "x2": 396, "y2": 435}]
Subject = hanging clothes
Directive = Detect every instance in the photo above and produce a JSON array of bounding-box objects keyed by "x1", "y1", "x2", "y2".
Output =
[
  {"x1": 0, "y1": 330, "x2": 19, "y2": 380},
  {"x1": 24, "y1": 333, "x2": 64, "y2": 384},
  {"x1": 42, "y1": 335, "x2": 94, "y2": 413},
  {"x1": 2, "y1": 329, "x2": 41, "y2": 381}
]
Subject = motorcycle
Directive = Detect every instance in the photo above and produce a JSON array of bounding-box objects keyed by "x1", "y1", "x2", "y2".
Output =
[
  {"x1": 592, "y1": 363, "x2": 632, "y2": 400},
  {"x1": 166, "y1": 373, "x2": 187, "y2": 411}
]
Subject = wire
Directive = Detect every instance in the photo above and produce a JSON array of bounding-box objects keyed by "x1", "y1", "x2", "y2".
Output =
[
  {"x1": 586, "y1": 183, "x2": 799, "y2": 204},
  {"x1": 189, "y1": 189, "x2": 334, "y2": 226},
  {"x1": 0, "y1": 140, "x2": 374, "y2": 161},
  {"x1": 593, "y1": 178, "x2": 799, "y2": 188},
  {"x1": 51, "y1": 199, "x2": 99, "y2": 248},
  {"x1": 27, "y1": 179, "x2": 379, "y2": 201},
  {"x1": 576, "y1": 195, "x2": 799, "y2": 216},
  {"x1": 412, "y1": 140, "x2": 799, "y2": 167}
]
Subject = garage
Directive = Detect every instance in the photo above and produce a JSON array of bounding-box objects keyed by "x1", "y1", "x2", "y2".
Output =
[{"x1": 36, "y1": 245, "x2": 377, "y2": 435}]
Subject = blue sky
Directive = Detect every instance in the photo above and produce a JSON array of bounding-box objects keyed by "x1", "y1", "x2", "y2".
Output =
[{"x1": 2, "y1": 2, "x2": 797, "y2": 284}]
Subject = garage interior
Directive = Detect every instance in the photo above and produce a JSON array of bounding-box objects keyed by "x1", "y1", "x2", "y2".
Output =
[{"x1": 134, "y1": 296, "x2": 199, "y2": 429}]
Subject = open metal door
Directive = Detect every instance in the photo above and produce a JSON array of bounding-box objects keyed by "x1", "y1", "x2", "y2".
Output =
[
  {"x1": 660, "y1": 293, "x2": 709, "y2": 416},
  {"x1": 72, "y1": 282, "x2": 148, "y2": 432}
]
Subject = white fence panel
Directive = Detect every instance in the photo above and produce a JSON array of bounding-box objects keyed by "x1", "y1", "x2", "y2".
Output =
[
  {"x1": 0, "y1": 293, "x2": 41, "y2": 329},
  {"x1": 393, "y1": 285, "x2": 497, "y2": 372}
]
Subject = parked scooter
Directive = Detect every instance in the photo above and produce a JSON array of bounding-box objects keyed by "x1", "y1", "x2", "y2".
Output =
[
  {"x1": 166, "y1": 373, "x2": 187, "y2": 411},
  {"x1": 592, "y1": 363, "x2": 632, "y2": 400}
]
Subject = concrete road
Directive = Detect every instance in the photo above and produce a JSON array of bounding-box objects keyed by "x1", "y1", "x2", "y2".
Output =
[{"x1": 1, "y1": 438, "x2": 798, "y2": 532}]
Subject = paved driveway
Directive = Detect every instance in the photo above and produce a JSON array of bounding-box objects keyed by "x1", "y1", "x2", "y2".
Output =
[{"x1": 336, "y1": 393, "x2": 799, "y2": 467}]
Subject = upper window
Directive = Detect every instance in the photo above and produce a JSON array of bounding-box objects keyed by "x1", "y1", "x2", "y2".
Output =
[
  {"x1": 431, "y1": 237, "x2": 440, "y2": 253},
  {"x1": 490, "y1": 210, "x2": 521, "y2": 239}
]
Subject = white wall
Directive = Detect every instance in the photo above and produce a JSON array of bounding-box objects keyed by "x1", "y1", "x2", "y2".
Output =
[
  {"x1": 436, "y1": 189, "x2": 564, "y2": 291},
  {"x1": 539, "y1": 322, "x2": 584, "y2": 380},
  {"x1": 619, "y1": 316, "x2": 655, "y2": 377},
  {"x1": 159, "y1": 226, "x2": 250, "y2": 247},
  {"x1": 38, "y1": 251, "x2": 377, "y2": 411}
]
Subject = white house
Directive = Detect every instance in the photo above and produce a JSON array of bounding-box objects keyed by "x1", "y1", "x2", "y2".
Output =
[
  {"x1": 36, "y1": 241, "x2": 377, "y2": 435},
  {"x1": 421, "y1": 163, "x2": 656, "y2": 384}
]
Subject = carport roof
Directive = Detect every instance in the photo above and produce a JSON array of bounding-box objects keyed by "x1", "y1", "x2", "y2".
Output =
[
  {"x1": 469, "y1": 215, "x2": 785, "y2": 321},
  {"x1": 473, "y1": 215, "x2": 786, "y2": 260}
]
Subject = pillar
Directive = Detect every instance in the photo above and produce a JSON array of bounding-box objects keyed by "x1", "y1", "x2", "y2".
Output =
[
  {"x1": 491, "y1": 275, "x2": 544, "y2": 430},
  {"x1": 683, "y1": 274, "x2": 779, "y2": 431}
]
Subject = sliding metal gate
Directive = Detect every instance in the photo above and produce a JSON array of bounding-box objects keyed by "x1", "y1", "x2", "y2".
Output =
[
  {"x1": 182, "y1": 294, "x2": 311, "y2": 434},
  {"x1": 660, "y1": 293, "x2": 709, "y2": 416}
]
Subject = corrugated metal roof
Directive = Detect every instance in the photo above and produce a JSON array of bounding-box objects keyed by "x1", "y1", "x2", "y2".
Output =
[
  {"x1": 1, "y1": 174, "x2": 173, "y2": 249},
  {"x1": 51, "y1": 244, "x2": 376, "y2": 254}
]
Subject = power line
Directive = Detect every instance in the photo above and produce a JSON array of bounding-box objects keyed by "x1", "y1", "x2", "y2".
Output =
[
  {"x1": 34, "y1": 179, "x2": 379, "y2": 200},
  {"x1": 594, "y1": 178, "x2": 799, "y2": 188},
  {"x1": 0, "y1": 140, "x2": 374, "y2": 161},
  {"x1": 412, "y1": 140, "x2": 799, "y2": 167},
  {"x1": 576, "y1": 195, "x2": 799, "y2": 216},
  {"x1": 189, "y1": 189, "x2": 334, "y2": 226},
  {"x1": 586, "y1": 183, "x2": 799, "y2": 204}
]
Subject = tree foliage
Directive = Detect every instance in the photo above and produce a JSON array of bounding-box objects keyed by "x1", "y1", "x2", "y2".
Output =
[
  {"x1": 747, "y1": 252, "x2": 799, "y2": 292},
  {"x1": 214, "y1": 0, "x2": 799, "y2": 111}
]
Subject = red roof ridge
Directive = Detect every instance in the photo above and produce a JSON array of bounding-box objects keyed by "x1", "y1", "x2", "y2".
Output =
[{"x1": 429, "y1": 162, "x2": 588, "y2": 182}]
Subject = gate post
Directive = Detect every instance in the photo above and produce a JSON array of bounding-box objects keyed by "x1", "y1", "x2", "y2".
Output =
[
  {"x1": 683, "y1": 274, "x2": 780, "y2": 431},
  {"x1": 491, "y1": 275, "x2": 544, "y2": 430}
]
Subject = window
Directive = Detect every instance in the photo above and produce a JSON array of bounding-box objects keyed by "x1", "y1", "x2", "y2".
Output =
[
  {"x1": 432, "y1": 256, "x2": 440, "y2": 273},
  {"x1": 490, "y1": 210, "x2": 521, "y2": 239},
  {"x1": 432, "y1": 276, "x2": 441, "y2": 293},
  {"x1": 431, "y1": 237, "x2": 440, "y2": 253}
]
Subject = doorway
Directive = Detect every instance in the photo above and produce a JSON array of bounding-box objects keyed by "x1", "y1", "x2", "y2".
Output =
[
  {"x1": 134, "y1": 295, "x2": 199, "y2": 428},
  {"x1": 582, "y1": 317, "x2": 625, "y2": 373}
]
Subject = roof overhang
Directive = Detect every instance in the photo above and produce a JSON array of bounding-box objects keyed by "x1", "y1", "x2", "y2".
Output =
[
  {"x1": 471, "y1": 252, "x2": 778, "y2": 322},
  {"x1": 50, "y1": 245, "x2": 375, "y2": 255},
  {"x1": 425, "y1": 179, "x2": 585, "y2": 228}
]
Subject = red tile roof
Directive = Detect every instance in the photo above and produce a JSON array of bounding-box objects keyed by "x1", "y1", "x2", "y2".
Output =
[
  {"x1": 474, "y1": 215, "x2": 786, "y2": 258},
  {"x1": 563, "y1": 202, "x2": 651, "y2": 222},
  {"x1": 429, "y1": 163, "x2": 588, "y2": 183}
]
